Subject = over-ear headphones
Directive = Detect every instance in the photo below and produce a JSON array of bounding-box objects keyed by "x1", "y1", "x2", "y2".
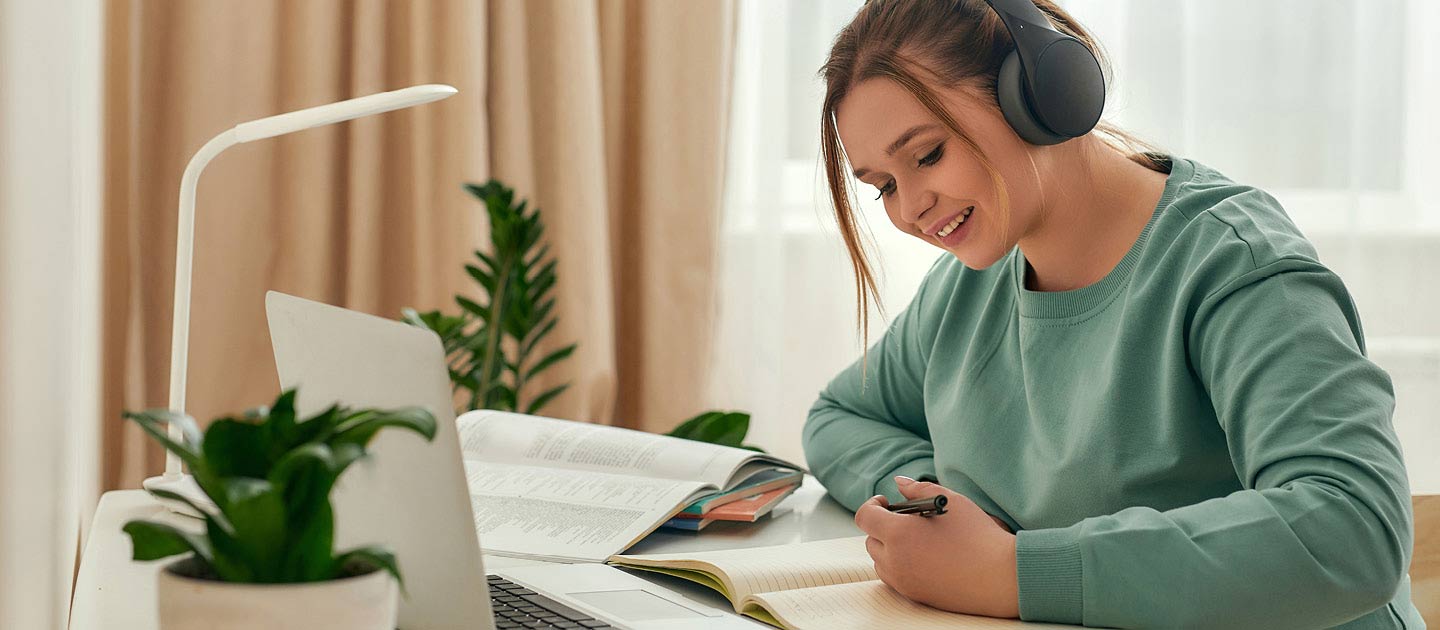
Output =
[{"x1": 983, "y1": 0, "x2": 1105, "y2": 145}]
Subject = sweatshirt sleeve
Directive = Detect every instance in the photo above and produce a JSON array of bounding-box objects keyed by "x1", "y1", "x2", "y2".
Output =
[
  {"x1": 802, "y1": 261, "x2": 945, "y2": 512},
  {"x1": 1015, "y1": 262, "x2": 1414, "y2": 629}
]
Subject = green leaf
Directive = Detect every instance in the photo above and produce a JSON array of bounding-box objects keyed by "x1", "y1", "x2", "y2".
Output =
[
  {"x1": 146, "y1": 487, "x2": 227, "y2": 527},
  {"x1": 404, "y1": 309, "x2": 468, "y2": 346},
  {"x1": 524, "y1": 244, "x2": 551, "y2": 271},
  {"x1": 124, "y1": 410, "x2": 203, "y2": 471},
  {"x1": 489, "y1": 383, "x2": 518, "y2": 412},
  {"x1": 266, "y1": 389, "x2": 300, "y2": 451},
  {"x1": 270, "y1": 443, "x2": 340, "y2": 518},
  {"x1": 289, "y1": 404, "x2": 341, "y2": 447},
  {"x1": 465, "y1": 264, "x2": 496, "y2": 294},
  {"x1": 531, "y1": 298, "x2": 555, "y2": 328},
  {"x1": 123, "y1": 519, "x2": 213, "y2": 565},
  {"x1": 527, "y1": 260, "x2": 557, "y2": 299},
  {"x1": 400, "y1": 306, "x2": 428, "y2": 328},
  {"x1": 667, "y1": 411, "x2": 723, "y2": 437},
  {"x1": 205, "y1": 514, "x2": 255, "y2": 582},
  {"x1": 202, "y1": 419, "x2": 270, "y2": 478},
  {"x1": 524, "y1": 344, "x2": 575, "y2": 381},
  {"x1": 666, "y1": 411, "x2": 750, "y2": 448},
  {"x1": 456, "y1": 297, "x2": 486, "y2": 320},
  {"x1": 521, "y1": 318, "x2": 559, "y2": 357},
  {"x1": 335, "y1": 545, "x2": 405, "y2": 592},
  {"x1": 328, "y1": 407, "x2": 438, "y2": 450},
  {"x1": 216, "y1": 478, "x2": 287, "y2": 582},
  {"x1": 475, "y1": 251, "x2": 500, "y2": 276},
  {"x1": 523, "y1": 383, "x2": 569, "y2": 415},
  {"x1": 266, "y1": 443, "x2": 342, "y2": 582}
]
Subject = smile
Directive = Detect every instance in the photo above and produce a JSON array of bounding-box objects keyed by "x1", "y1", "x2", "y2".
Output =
[{"x1": 935, "y1": 206, "x2": 974, "y2": 238}]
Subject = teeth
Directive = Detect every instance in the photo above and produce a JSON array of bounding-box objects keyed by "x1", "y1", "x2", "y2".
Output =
[{"x1": 936, "y1": 207, "x2": 975, "y2": 238}]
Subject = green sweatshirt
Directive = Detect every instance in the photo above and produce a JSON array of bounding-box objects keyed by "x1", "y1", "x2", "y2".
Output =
[{"x1": 804, "y1": 153, "x2": 1423, "y2": 629}]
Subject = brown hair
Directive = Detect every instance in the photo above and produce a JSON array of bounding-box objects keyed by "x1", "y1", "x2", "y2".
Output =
[{"x1": 819, "y1": 0, "x2": 1166, "y2": 346}]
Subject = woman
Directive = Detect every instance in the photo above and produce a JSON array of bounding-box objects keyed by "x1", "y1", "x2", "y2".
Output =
[{"x1": 803, "y1": 1, "x2": 1424, "y2": 628}]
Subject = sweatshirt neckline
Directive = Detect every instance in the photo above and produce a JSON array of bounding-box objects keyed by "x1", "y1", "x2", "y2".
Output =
[{"x1": 1012, "y1": 153, "x2": 1193, "y2": 320}]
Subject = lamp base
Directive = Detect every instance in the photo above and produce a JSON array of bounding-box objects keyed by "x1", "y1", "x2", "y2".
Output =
[{"x1": 141, "y1": 473, "x2": 216, "y2": 518}]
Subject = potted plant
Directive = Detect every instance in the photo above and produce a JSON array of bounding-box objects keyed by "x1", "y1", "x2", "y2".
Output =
[
  {"x1": 404, "y1": 179, "x2": 765, "y2": 450},
  {"x1": 121, "y1": 388, "x2": 437, "y2": 630}
]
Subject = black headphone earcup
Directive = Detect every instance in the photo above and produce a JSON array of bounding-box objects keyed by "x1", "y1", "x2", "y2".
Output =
[{"x1": 996, "y1": 50, "x2": 1069, "y2": 146}]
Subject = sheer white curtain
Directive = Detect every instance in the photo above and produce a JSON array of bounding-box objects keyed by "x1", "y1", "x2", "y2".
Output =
[
  {"x1": 0, "y1": 0, "x2": 102, "y2": 626},
  {"x1": 707, "y1": 0, "x2": 1440, "y2": 489}
]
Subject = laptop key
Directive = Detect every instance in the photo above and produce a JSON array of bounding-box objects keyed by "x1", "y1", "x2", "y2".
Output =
[
  {"x1": 518, "y1": 593, "x2": 594, "y2": 622},
  {"x1": 578, "y1": 622, "x2": 611, "y2": 629}
]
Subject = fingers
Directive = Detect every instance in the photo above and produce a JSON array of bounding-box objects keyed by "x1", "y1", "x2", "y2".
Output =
[
  {"x1": 854, "y1": 495, "x2": 899, "y2": 540},
  {"x1": 894, "y1": 475, "x2": 949, "y2": 500},
  {"x1": 864, "y1": 535, "x2": 885, "y2": 560}
]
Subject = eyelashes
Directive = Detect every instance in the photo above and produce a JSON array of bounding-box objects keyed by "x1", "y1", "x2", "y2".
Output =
[{"x1": 873, "y1": 142, "x2": 944, "y2": 200}]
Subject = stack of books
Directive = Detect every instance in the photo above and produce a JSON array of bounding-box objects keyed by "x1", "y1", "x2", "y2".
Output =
[{"x1": 662, "y1": 468, "x2": 803, "y2": 531}]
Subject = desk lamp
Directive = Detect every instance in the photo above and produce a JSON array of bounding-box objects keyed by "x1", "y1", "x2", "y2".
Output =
[{"x1": 142, "y1": 84, "x2": 459, "y2": 503}]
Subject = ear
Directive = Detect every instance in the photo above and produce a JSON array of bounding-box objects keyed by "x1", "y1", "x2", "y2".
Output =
[{"x1": 996, "y1": 50, "x2": 1069, "y2": 146}]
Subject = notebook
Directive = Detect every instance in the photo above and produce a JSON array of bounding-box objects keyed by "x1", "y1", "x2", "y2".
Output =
[
  {"x1": 455, "y1": 409, "x2": 803, "y2": 562},
  {"x1": 664, "y1": 484, "x2": 798, "y2": 530},
  {"x1": 677, "y1": 468, "x2": 802, "y2": 516},
  {"x1": 608, "y1": 537, "x2": 1072, "y2": 629}
]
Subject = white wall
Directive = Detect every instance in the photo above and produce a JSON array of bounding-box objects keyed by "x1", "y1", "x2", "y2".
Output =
[
  {"x1": 0, "y1": 0, "x2": 102, "y2": 627},
  {"x1": 1311, "y1": 233, "x2": 1440, "y2": 493}
]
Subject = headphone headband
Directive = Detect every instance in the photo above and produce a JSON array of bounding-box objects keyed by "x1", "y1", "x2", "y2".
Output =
[{"x1": 982, "y1": 0, "x2": 1105, "y2": 145}]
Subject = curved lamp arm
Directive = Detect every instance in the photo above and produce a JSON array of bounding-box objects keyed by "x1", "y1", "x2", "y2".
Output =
[{"x1": 155, "y1": 84, "x2": 458, "y2": 480}]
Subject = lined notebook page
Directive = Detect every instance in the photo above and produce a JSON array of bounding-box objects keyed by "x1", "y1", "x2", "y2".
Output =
[
  {"x1": 752, "y1": 580, "x2": 1075, "y2": 630},
  {"x1": 618, "y1": 536, "x2": 876, "y2": 601}
]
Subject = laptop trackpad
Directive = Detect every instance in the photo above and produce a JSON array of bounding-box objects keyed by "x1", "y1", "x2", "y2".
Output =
[{"x1": 567, "y1": 589, "x2": 709, "y2": 622}]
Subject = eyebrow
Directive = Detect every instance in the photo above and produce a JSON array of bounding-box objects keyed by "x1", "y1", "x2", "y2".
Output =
[{"x1": 852, "y1": 123, "x2": 941, "y2": 180}]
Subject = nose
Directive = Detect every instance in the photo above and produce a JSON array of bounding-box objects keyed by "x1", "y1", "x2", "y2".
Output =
[{"x1": 900, "y1": 186, "x2": 936, "y2": 226}]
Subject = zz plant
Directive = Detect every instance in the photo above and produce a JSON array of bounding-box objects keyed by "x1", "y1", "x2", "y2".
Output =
[
  {"x1": 407, "y1": 178, "x2": 764, "y2": 452},
  {"x1": 404, "y1": 179, "x2": 576, "y2": 415},
  {"x1": 121, "y1": 388, "x2": 437, "y2": 585}
]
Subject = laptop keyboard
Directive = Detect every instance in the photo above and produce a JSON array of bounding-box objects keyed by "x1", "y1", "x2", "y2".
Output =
[{"x1": 487, "y1": 574, "x2": 613, "y2": 629}]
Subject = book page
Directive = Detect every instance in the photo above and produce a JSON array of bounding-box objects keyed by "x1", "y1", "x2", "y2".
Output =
[
  {"x1": 613, "y1": 536, "x2": 877, "y2": 603},
  {"x1": 457, "y1": 410, "x2": 768, "y2": 488},
  {"x1": 464, "y1": 460, "x2": 710, "y2": 562},
  {"x1": 748, "y1": 580, "x2": 1072, "y2": 630}
]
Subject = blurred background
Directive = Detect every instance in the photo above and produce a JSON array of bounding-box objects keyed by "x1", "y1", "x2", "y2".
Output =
[{"x1": 2, "y1": 0, "x2": 1436, "y2": 626}]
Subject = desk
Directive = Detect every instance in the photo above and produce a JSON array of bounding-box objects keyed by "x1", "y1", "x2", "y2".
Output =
[{"x1": 70, "y1": 475, "x2": 863, "y2": 630}]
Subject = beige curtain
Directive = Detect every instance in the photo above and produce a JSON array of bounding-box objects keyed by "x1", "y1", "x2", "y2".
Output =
[
  {"x1": 486, "y1": 0, "x2": 736, "y2": 431},
  {"x1": 102, "y1": 0, "x2": 489, "y2": 490},
  {"x1": 102, "y1": 0, "x2": 736, "y2": 491}
]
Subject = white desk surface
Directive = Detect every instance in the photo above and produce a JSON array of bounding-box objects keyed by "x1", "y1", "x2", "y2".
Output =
[{"x1": 70, "y1": 475, "x2": 862, "y2": 630}]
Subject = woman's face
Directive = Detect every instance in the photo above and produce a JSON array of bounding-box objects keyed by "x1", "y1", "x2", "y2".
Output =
[{"x1": 835, "y1": 77, "x2": 1039, "y2": 270}]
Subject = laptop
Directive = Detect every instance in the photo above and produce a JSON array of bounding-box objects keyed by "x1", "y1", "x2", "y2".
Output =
[{"x1": 264, "y1": 291, "x2": 762, "y2": 630}]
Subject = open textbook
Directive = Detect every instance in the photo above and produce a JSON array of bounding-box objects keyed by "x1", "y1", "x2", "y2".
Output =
[
  {"x1": 455, "y1": 410, "x2": 803, "y2": 562},
  {"x1": 609, "y1": 537, "x2": 1071, "y2": 630}
]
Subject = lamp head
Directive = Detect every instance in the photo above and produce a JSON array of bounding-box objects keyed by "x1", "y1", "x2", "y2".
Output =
[{"x1": 233, "y1": 84, "x2": 457, "y2": 143}]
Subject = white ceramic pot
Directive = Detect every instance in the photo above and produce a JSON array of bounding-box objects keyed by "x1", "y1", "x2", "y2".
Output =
[{"x1": 156, "y1": 557, "x2": 398, "y2": 630}]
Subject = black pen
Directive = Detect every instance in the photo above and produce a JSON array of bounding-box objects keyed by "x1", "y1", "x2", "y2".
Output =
[{"x1": 886, "y1": 494, "x2": 947, "y2": 517}]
